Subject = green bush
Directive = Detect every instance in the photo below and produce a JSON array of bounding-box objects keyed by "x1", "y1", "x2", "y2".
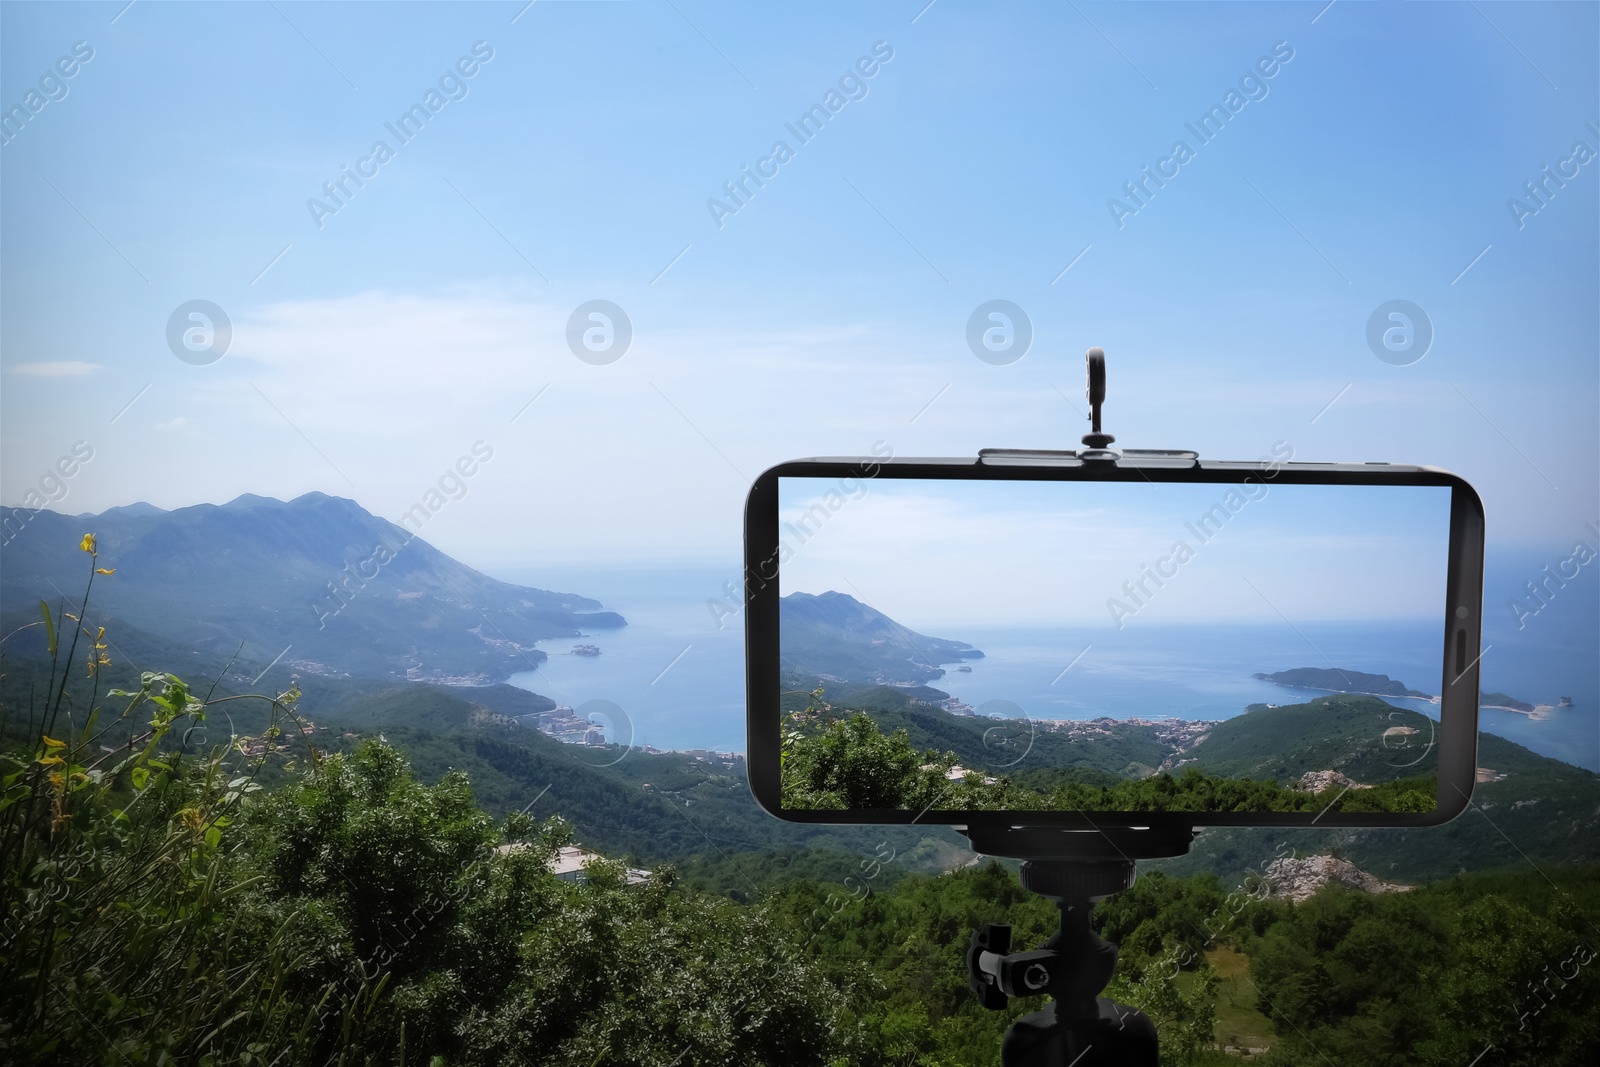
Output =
[{"x1": 1, "y1": 540, "x2": 855, "y2": 1066}]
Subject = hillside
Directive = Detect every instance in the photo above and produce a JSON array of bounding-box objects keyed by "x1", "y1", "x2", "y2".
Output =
[
  {"x1": 778, "y1": 690, "x2": 1599, "y2": 877},
  {"x1": 779, "y1": 590, "x2": 982, "y2": 684},
  {"x1": 0, "y1": 494, "x2": 623, "y2": 683},
  {"x1": 1151, "y1": 726, "x2": 1600, "y2": 884},
  {"x1": 780, "y1": 681, "x2": 1170, "y2": 786},
  {"x1": 1182, "y1": 694, "x2": 1437, "y2": 784},
  {"x1": 303, "y1": 686, "x2": 974, "y2": 888},
  {"x1": 785, "y1": 688, "x2": 1436, "y2": 789}
]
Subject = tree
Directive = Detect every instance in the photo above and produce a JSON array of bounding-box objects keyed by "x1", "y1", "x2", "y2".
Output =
[{"x1": 781, "y1": 710, "x2": 961, "y2": 810}]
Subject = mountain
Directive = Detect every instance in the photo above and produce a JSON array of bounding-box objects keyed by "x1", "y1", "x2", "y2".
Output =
[
  {"x1": 1253, "y1": 667, "x2": 1431, "y2": 699},
  {"x1": 0, "y1": 494, "x2": 624, "y2": 684},
  {"x1": 779, "y1": 591, "x2": 982, "y2": 684}
]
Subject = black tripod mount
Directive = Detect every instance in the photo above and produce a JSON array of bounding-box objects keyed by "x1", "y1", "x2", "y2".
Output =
[{"x1": 963, "y1": 826, "x2": 1196, "y2": 1066}]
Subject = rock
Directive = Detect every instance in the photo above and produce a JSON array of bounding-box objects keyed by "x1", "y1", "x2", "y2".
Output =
[
  {"x1": 1261, "y1": 854, "x2": 1414, "y2": 904},
  {"x1": 1293, "y1": 770, "x2": 1372, "y2": 794}
]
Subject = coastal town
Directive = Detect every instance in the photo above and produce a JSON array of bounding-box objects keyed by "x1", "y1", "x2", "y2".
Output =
[
  {"x1": 935, "y1": 702, "x2": 1217, "y2": 750},
  {"x1": 526, "y1": 705, "x2": 743, "y2": 768},
  {"x1": 529, "y1": 705, "x2": 608, "y2": 746}
]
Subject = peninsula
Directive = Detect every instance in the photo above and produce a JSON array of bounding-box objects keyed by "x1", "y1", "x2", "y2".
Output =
[{"x1": 1254, "y1": 667, "x2": 1430, "y2": 700}]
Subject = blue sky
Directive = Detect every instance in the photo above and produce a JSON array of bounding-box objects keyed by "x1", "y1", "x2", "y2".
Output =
[
  {"x1": 777, "y1": 477, "x2": 1455, "y2": 626},
  {"x1": 2, "y1": 0, "x2": 1595, "y2": 586}
]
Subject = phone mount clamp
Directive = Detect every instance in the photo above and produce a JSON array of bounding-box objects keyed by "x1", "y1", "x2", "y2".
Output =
[
  {"x1": 977, "y1": 346, "x2": 1199, "y2": 468},
  {"x1": 1078, "y1": 347, "x2": 1118, "y2": 461}
]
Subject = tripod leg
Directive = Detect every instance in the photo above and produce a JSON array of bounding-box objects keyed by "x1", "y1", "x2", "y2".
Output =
[{"x1": 1002, "y1": 999, "x2": 1160, "y2": 1066}]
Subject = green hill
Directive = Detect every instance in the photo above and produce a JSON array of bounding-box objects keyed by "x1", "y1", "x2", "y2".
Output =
[
  {"x1": 790, "y1": 688, "x2": 1437, "y2": 788},
  {"x1": 776, "y1": 689, "x2": 1597, "y2": 868},
  {"x1": 1151, "y1": 728, "x2": 1600, "y2": 885},
  {"x1": 1183, "y1": 694, "x2": 1437, "y2": 784}
]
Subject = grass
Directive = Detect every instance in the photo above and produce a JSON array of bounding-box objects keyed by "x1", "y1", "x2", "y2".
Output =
[{"x1": 1207, "y1": 945, "x2": 1275, "y2": 1053}]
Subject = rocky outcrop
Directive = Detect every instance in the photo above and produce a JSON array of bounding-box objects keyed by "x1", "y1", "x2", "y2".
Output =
[
  {"x1": 1293, "y1": 770, "x2": 1372, "y2": 794},
  {"x1": 1261, "y1": 854, "x2": 1413, "y2": 904}
]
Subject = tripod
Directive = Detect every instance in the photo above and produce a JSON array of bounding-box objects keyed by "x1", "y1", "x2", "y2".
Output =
[{"x1": 964, "y1": 826, "x2": 1195, "y2": 1066}]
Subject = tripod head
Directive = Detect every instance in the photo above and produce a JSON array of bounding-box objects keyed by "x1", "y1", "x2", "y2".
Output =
[
  {"x1": 967, "y1": 860, "x2": 1132, "y2": 1012},
  {"x1": 961, "y1": 826, "x2": 1195, "y2": 1066}
]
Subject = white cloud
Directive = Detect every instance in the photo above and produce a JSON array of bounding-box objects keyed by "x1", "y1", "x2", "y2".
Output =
[
  {"x1": 7, "y1": 285, "x2": 1583, "y2": 567},
  {"x1": 140, "y1": 287, "x2": 943, "y2": 565}
]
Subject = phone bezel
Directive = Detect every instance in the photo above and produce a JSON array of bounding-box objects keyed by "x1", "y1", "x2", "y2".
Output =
[{"x1": 743, "y1": 456, "x2": 1485, "y2": 829}]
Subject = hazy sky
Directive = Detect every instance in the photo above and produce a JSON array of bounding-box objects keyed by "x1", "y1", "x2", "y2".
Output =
[
  {"x1": 2, "y1": 1, "x2": 1595, "y2": 587},
  {"x1": 777, "y1": 477, "x2": 1455, "y2": 628}
]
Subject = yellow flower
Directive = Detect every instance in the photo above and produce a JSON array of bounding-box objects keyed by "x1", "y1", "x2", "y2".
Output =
[
  {"x1": 95, "y1": 568, "x2": 115, "y2": 575},
  {"x1": 41, "y1": 735, "x2": 66, "y2": 749},
  {"x1": 80, "y1": 533, "x2": 96, "y2": 554}
]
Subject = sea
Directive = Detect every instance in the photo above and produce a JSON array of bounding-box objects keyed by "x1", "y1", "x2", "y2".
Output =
[
  {"x1": 500, "y1": 566, "x2": 750, "y2": 754},
  {"x1": 495, "y1": 563, "x2": 1600, "y2": 773}
]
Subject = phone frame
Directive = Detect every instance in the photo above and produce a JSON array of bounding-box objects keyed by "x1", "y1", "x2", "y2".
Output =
[{"x1": 744, "y1": 455, "x2": 1485, "y2": 829}]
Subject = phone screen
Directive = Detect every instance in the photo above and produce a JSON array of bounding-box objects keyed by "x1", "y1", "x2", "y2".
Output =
[{"x1": 773, "y1": 475, "x2": 1455, "y2": 816}]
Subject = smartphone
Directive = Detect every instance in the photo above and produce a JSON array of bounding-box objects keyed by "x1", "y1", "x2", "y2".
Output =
[{"x1": 743, "y1": 452, "x2": 1485, "y2": 831}]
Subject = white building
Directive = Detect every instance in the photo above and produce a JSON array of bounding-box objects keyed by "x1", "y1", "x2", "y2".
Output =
[{"x1": 496, "y1": 842, "x2": 651, "y2": 885}]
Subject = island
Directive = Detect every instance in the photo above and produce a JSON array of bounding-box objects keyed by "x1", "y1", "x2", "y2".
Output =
[
  {"x1": 1254, "y1": 667, "x2": 1431, "y2": 700},
  {"x1": 1479, "y1": 691, "x2": 1555, "y2": 720},
  {"x1": 571, "y1": 644, "x2": 601, "y2": 657}
]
